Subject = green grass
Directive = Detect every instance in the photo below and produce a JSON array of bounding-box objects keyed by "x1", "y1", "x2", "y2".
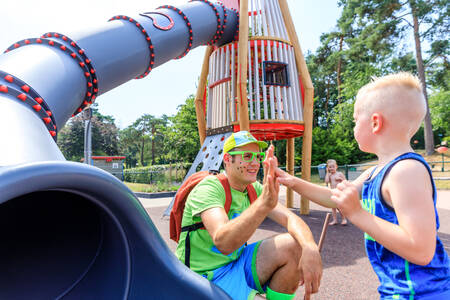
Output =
[{"x1": 124, "y1": 182, "x2": 180, "y2": 193}]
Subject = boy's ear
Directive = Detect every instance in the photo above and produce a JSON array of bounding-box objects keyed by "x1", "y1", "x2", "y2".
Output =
[
  {"x1": 371, "y1": 113, "x2": 383, "y2": 133},
  {"x1": 223, "y1": 153, "x2": 231, "y2": 163}
]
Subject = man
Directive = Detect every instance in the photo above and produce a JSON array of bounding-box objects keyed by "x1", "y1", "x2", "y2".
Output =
[{"x1": 175, "y1": 131, "x2": 322, "y2": 300}]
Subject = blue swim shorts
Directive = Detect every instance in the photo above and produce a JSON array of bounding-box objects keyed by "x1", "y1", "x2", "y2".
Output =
[{"x1": 202, "y1": 241, "x2": 267, "y2": 300}]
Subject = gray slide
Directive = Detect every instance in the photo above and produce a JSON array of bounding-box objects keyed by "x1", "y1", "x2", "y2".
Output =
[{"x1": 0, "y1": 1, "x2": 239, "y2": 299}]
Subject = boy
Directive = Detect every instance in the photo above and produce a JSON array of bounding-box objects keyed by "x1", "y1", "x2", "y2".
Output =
[
  {"x1": 324, "y1": 159, "x2": 347, "y2": 225},
  {"x1": 276, "y1": 72, "x2": 450, "y2": 299}
]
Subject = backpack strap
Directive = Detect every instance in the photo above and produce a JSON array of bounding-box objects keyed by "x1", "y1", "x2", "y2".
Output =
[
  {"x1": 216, "y1": 173, "x2": 232, "y2": 212},
  {"x1": 181, "y1": 222, "x2": 205, "y2": 268},
  {"x1": 181, "y1": 175, "x2": 258, "y2": 268},
  {"x1": 246, "y1": 183, "x2": 257, "y2": 204}
]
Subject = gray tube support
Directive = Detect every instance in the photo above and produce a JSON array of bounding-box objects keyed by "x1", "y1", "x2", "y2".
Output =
[
  {"x1": 216, "y1": 6, "x2": 239, "y2": 46},
  {"x1": 70, "y1": 21, "x2": 150, "y2": 95},
  {"x1": 0, "y1": 1, "x2": 239, "y2": 166},
  {"x1": 0, "y1": 96, "x2": 65, "y2": 165},
  {"x1": 0, "y1": 46, "x2": 87, "y2": 129}
]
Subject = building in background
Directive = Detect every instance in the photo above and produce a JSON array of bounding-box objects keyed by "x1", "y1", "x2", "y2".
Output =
[{"x1": 91, "y1": 156, "x2": 126, "y2": 180}]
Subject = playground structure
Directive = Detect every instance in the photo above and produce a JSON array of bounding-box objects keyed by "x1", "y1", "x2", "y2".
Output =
[
  {"x1": 0, "y1": 0, "x2": 313, "y2": 299},
  {"x1": 192, "y1": 0, "x2": 314, "y2": 213}
]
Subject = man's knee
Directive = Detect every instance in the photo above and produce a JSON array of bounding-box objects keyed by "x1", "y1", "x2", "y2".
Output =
[{"x1": 277, "y1": 233, "x2": 301, "y2": 262}]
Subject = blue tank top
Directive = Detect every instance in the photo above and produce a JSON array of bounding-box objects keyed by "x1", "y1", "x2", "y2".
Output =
[{"x1": 362, "y1": 152, "x2": 450, "y2": 299}]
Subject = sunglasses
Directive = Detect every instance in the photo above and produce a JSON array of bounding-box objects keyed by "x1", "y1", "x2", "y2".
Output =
[{"x1": 228, "y1": 151, "x2": 266, "y2": 163}]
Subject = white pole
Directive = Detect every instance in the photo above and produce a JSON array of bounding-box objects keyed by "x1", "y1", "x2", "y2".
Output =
[
  {"x1": 273, "y1": 42, "x2": 283, "y2": 119},
  {"x1": 250, "y1": 0, "x2": 255, "y2": 37},
  {"x1": 274, "y1": 0, "x2": 289, "y2": 40},
  {"x1": 263, "y1": 0, "x2": 274, "y2": 37},
  {"x1": 231, "y1": 43, "x2": 236, "y2": 122},
  {"x1": 266, "y1": 40, "x2": 275, "y2": 119},
  {"x1": 216, "y1": 48, "x2": 220, "y2": 128},
  {"x1": 219, "y1": 47, "x2": 224, "y2": 127},
  {"x1": 283, "y1": 44, "x2": 295, "y2": 120},
  {"x1": 288, "y1": 46, "x2": 302, "y2": 121},
  {"x1": 260, "y1": 0, "x2": 269, "y2": 36},
  {"x1": 254, "y1": 40, "x2": 261, "y2": 120},
  {"x1": 213, "y1": 50, "x2": 218, "y2": 128},
  {"x1": 261, "y1": 41, "x2": 268, "y2": 119},
  {"x1": 255, "y1": 0, "x2": 263, "y2": 36},
  {"x1": 258, "y1": 0, "x2": 269, "y2": 119},
  {"x1": 225, "y1": 45, "x2": 230, "y2": 125},
  {"x1": 222, "y1": 47, "x2": 227, "y2": 127},
  {"x1": 207, "y1": 51, "x2": 213, "y2": 128},
  {"x1": 268, "y1": 0, "x2": 281, "y2": 38},
  {"x1": 248, "y1": 43, "x2": 254, "y2": 120},
  {"x1": 279, "y1": 42, "x2": 290, "y2": 120},
  {"x1": 249, "y1": 0, "x2": 255, "y2": 121}
]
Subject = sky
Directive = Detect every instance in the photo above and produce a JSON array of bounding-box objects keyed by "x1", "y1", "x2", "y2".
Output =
[{"x1": 0, "y1": 0, "x2": 341, "y2": 129}]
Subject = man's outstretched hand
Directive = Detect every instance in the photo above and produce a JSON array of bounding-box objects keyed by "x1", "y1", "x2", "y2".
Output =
[
  {"x1": 260, "y1": 145, "x2": 279, "y2": 211},
  {"x1": 298, "y1": 244, "x2": 322, "y2": 300}
]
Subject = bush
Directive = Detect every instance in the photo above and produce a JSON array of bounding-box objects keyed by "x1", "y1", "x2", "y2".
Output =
[{"x1": 123, "y1": 163, "x2": 191, "y2": 184}]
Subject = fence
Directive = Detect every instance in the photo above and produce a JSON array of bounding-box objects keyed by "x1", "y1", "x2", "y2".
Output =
[
  {"x1": 122, "y1": 160, "x2": 449, "y2": 185},
  {"x1": 123, "y1": 164, "x2": 191, "y2": 185}
]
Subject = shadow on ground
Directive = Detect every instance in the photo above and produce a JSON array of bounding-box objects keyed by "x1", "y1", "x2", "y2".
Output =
[{"x1": 145, "y1": 200, "x2": 450, "y2": 300}]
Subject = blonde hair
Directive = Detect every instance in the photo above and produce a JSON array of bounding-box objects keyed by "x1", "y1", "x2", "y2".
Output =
[
  {"x1": 356, "y1": 72, "x2": 427, "y2": 137},
  {"x1": 326, "y1": 159, "x2": 337, "y2": 167}
]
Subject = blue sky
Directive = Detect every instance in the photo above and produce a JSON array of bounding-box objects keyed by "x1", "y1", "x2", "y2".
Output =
[{"x1": 0, "y1": 0, "x2": 341, "y2": 129}]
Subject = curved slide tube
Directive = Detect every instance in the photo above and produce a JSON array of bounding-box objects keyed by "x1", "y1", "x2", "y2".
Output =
[{"x1": 0, "y1": 1, "x2": 239, "y2": 299}]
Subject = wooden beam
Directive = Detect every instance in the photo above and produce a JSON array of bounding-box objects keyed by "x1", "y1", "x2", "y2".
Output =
[
  {"x1": 237, "y1": 0, "x2": 250, "y2": 131},
  {"x1": 278, "y1": 0, "x2": 313, "y2": 214},
  {"x1": 286, "y1": 138, "x2": 295, "y2": 208},
  {"x1": 194, "y1": 46, "x2": 213, "y2": 145}
]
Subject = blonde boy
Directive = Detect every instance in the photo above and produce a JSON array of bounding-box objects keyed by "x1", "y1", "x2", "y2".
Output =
[{"x1": 276, "y1": 72, "x2": 450, "y2": 299}]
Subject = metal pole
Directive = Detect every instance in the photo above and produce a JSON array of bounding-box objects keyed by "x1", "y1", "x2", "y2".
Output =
[{"x1": 83, "y1": 108, "x2": 93, "y2": 165}]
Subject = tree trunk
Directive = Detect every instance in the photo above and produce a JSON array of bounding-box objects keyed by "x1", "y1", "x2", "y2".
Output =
[
  {"x1": 336, "y1": 34, "x2": 344, "y2": 103},
  {"x1": 411, "y1": 2, "x2": 434, "y2": 155},
  {"x1": 151, "y1": 126, "x2": 156, "y2": 165},
  {"x1": 325, "y1": 78, "x2": 330, "y2": 128},
  {"x1": 140, "y1": 138, "x2": 145, "y2": 167}
]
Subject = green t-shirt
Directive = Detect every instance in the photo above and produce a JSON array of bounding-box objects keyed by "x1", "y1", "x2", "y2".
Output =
[{"x1": 175, "y1": 175, "x2": 262, "y2": 274}]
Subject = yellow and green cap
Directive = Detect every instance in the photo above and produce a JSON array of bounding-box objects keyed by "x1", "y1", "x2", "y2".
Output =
[{"x1": 223, "y1": 131, "x2": 268, "y2": 153}]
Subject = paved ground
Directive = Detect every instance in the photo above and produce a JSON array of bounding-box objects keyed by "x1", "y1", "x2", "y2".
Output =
[{"x1": 141, "y1": 189, "x2": 450, "y2": 300}]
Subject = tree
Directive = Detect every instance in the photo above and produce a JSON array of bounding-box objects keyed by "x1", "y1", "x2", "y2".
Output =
[
  {"x1": 119, "y1": 126, "x2": 140, "y2": 168},
  {"x1": 57, "y1": 111, "x2": 120, "y2": 162},
  {"x1": 310, "y1": 101, "x2": 375, "y2": 166},
  {"x1": 164, "y1": 95, "x2": 200, "y2": 163},
  {"x1": 129, "y1": 114, "x2": 168, "y2": 166},
  {"x1": 337, "y1": 0, "x2": 449, "y2": 154},
  {"x1": 429, "y1": 90, "x2": 450, "y2": 142}
]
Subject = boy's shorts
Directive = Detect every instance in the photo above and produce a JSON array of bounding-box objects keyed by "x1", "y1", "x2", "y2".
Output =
[{"x1": 202, "y1": 241, "x2": 268, "y2": 300}]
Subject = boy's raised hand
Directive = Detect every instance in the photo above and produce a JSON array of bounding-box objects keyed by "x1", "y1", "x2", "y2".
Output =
[
  {"x1": 274, "y1": 167, "x2": 296, "y2": 189},
  {"x1": 330, "y1": 181, "x2": 362, "y2": 220}
]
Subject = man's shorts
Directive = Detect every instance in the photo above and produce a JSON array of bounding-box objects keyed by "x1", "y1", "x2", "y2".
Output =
[{"x1": 202, "y1": 241, "x2": 268, "y2": 300}]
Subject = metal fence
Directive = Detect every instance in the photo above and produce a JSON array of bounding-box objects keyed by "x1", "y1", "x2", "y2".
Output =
[{"x1": 122, "y1": 160, "x2": 449, "y2": 185}]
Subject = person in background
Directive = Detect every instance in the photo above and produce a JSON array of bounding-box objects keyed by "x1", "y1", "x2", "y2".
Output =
[{"x1": 324, "y1": 159, "x2": 347, "y2": 225}]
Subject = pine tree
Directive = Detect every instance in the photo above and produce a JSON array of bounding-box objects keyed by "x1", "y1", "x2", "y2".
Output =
[{"x1": 338, "y1": 0, "x2": 449, "y2": 154}]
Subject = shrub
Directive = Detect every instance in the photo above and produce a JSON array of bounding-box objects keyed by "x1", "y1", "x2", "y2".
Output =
[{"x1": 123, "y1": 163, "x2": 191, "y2": 184}]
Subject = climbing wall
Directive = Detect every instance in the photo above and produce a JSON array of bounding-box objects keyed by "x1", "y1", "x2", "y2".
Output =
[{"x1": 163, "y1": 131, "x2": 232, "y2": 215}]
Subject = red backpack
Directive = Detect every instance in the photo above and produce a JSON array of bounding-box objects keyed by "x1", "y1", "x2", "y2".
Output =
[{"x1": 169, "y1": 171, "x2": 257, "y2": 267}]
